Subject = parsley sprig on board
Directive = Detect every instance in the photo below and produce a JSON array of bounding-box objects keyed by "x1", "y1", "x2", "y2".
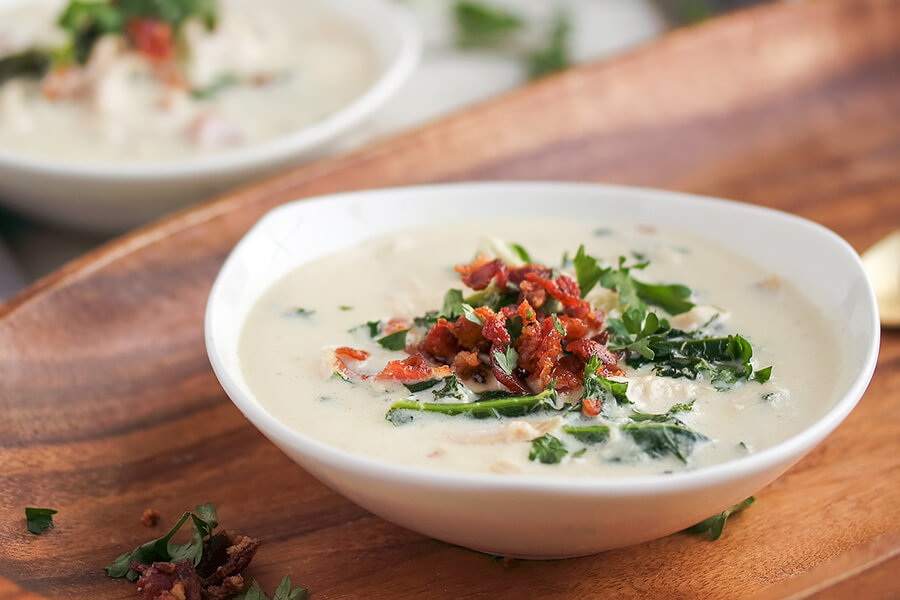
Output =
[{"x1": 106, "y1": 502, "x2": 219, "y2": 582}]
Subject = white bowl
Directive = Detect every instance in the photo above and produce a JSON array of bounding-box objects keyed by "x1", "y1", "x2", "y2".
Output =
[
  {"x1": 0, "y1": 0, "x2": 420, "y2": 233},
  {"x1": 205, "y1": 182, "x2": 879, "y2": 558}
]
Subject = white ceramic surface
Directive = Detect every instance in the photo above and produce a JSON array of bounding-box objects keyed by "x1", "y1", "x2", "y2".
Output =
[
  {"x1": 0, "y1": 0, "x2": 420, "y2": 233},
  {"x1": 205, "y1": 182, "x2": 880, "y2": 558}
]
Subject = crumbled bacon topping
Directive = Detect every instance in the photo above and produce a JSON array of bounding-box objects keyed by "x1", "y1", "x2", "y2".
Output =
[
  {"x1": 341, "y1": 254, "x2": 622, "y2": 398},
  {"x1": 415, "y1": 255, "x2": 620, "y2": 394},
  {"x1": 127, "y1": 19, "x2": 176, "y2": 61},
  {"x1": 131, "y1": 531, "x2": 261, "y2": 600}
]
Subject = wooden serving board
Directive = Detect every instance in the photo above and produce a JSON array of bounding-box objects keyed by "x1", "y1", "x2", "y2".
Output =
[{"x1": 2, "y1": 0, "x2": 899, "y2": 598}]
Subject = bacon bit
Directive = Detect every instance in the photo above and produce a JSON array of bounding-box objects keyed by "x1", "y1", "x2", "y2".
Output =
[
  {"x1": 524, "y1": 273, "x2": 582, "y2": 308},
  {"x1": 518, "y1": 279, "x2": 547, "y2": 309},
  {"x1": 127, "y1": 19, "x2": 175, "y2": 61},
  {"x1": 459, "y1": 258, "x2": 509, "y2": 291},
  {"x1": 450, "y1": 316, "x2": 485, "y2": 350},
  {"x1": 333, "y1": 348, "x2": 370, "y2": 381},
  {"x1": 548, "y1": 354, "x2": 584, "y2": 392},
  {"x1": 451, "y1": 350, "x2": 482, "y2": 379},
  {"x1": 592, "y1": 330, "x2": 610, "y2": 345},
  {"x1": 566, "y1": 338, "x2": 618, "y2": 367},
  {"x1": 557, "y1": 315, "x2": 588, "y2": 340},
  {"x1": 335, "y1": 347, "x2": 370, "y2": 362},
  {"x1": 384, "y1": 318, "x2": 412, "y2": 335},
  {"x1": 515, "y1": 318, "x2": 564, "y2": 389},
  {"x1": 422, "y1": 319, "x2": 460, "y2": 361},
  {"x1": 375, "y1": 354, "x2": 451, "y2": 383},
  {"x1": 454, "y1": 253, "x2": 493, "y2": 277},
  {"x1": 508, "y1": 265, "x2": 553, "y2": 284},
  {"x1": 140, "y1": 508, "x2": 161, "y2": 528},
  {"x1": 481, "y1": 312, "x2": 510, "y2": 345},
  {"x1": 582, "y1": 397, "x2": 603, "y2": 417}
]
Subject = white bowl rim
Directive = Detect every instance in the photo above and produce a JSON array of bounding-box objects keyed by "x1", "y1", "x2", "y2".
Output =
[
  {"x1": 205, "y1": 181, "x2": 881, "y2": 496},
  {"x1": 0, "y1": 0, "x2": 421, "y2": 179}
]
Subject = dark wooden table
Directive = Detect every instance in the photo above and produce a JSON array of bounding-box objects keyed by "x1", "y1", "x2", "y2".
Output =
[{"x1": 1, "y1": 0, "x2": 899, "y2": 598}]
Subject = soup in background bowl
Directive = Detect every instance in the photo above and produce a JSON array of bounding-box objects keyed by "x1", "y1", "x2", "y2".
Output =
[
  {"x1": 0, "y1": 0, "x2": 420, "y2": 231},
  {"x1": 205, "y1": 183, "x2": 878, "y2": 558}
]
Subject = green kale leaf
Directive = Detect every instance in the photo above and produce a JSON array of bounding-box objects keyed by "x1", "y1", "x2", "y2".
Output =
[
  {"x1": 621, "y1": 422, "x2": 708, "y2": 463},
  {"x1": 686, "y1": 496, "x2": 755, "y2": 541}
]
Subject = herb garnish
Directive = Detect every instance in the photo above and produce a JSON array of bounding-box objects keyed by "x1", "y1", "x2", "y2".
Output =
[
  {"x1": 0, "y1": 50, "x2": 51, "y2": 86},
  {"x1": 377, "y1": 329, "x2": 409, "y2": 351},
  {"x1": 433, "y1": 375, "x2": 468, "y2": 400},
  {"x1": 582, "y1": 355, "x2": 630, "y2": 406},
  {"x1": 442, "y1": 289, "x2": 466, "y2": 320},
  {"x1": 25, "y1": 507, "x2": 57, "y2": 535},
  {"x1": 338, "y1": 305, "x2": 354, "y2": 311},
  {"x1": 574, "y1": 246, "x2": 695, "y2": 316},
  {"x1": 562, "y1": 425, "x2": 610, "y2": 444},
  {"x1": 106, "y1": 502, "x2": 218, "y2": 582},
  {"x1": 552, "y1": 314, "x2": 566, "y2": 336},
  {"x1": 493, "y1": 346, "x2": 518, "y2": 376},
  {"x1": 686, "y1": 497, "x2": 755, "y2": 541},
  {"x1": 621, "y1": 422, "x2": 708, "y2": 463},
  {"x1": 293, "y1": 307, "x2": 315, "y2": 317},
  {"x1": 526, "y1": 13, "x2": 571, "y2": 79},
  {"x1": 461, "y1": 303, "x2": 484, "y2": 325},
  {"x1": 414, "y1": 311, "x2": 439, "y2": 328},
  {"x1": 506, "y1": 314, "x2": 524, "y2": 341},
  {"x1": 190, "y1": 73, "x2": 239, "y2": 100},
  {"x1": 630, "y1": 399, "x2": 695, "y2": 423},
  {"x1": 236, "y1": 576, "x2": 308, "y2": 600},
  {"x1": 404, "y1": 379, "x2": 440, "y2": 393},
  {"x1": 387, "y1": 385, "x2": 558, "y2": 425},
  {"x1": 529, "y1": 434, "x2": 568, "y2": 464},
  {"x1": 454, "y1": 0, "x2": 523, "y2": 48},
  {"x1": 510, "y1": 243, "x2": 533, "y2": 264}
]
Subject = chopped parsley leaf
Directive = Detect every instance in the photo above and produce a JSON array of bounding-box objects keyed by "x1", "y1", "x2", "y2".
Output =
[
  {"x1": 349, "y1": 320, "x2": 381, "y2": 337},
  {"x1": 529, "y1": 434, "x2": 568, "y2": 464},
  {"x1": 377, "y1": 329, "x2": 410, "y2": 351},
  {"x1": 506, "y1": 314, "x2": 524, "y2": 341},
  {"x1": 493, "y1": 346, "x2": 518, "y2": 376},
  {"x1": 454, "y1": 0, "x2": 523, "y2": 49},
  {"x1": 190, "y1": 73, "x2": 239, "y2": 100},
  {"x1": 25, "y1": 507, "x2": 57, "y2": 535},
  {"x1": 414, "y1": 310, "x2": 439, "y2": 329},
  {"x1": 527, "y1": 13, "x2": 571, "y2": 79},
  {"x1": 106, "y1": 502, "x2": 218, "y2": 582},
  {"x1": 442, "y1": 288, "x2": 466, "y2": 319},
  {"x1": 582, "y1": 355, "x2": 630, "y2": 406},
  {"x1": 461, "y1": 303, "x2": 484, "y2": 325},
  {"x1": 293, "y1": 307, "x2": 315, "y2": 317},
  {"x1": 338, "y1": 305, "x2": 354, "y2": 311},
  {"x1": 510, "y1": 243, "x2": 533, "y2": 263},
  {"x1": 552, "y1": 314, "x2": 566, "y2": 336},
  {"x1": 235, "y1": 576, "x2": 308, "y2": 600}
]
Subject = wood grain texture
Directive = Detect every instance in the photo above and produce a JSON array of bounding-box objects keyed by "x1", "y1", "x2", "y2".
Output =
[{"x1": 1, "y1": 0, "x2": 899, "y2": 598}]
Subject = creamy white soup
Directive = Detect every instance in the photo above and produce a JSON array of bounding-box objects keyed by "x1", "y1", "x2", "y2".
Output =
[
  {"x1": 239, "y1": 221, "x2": 837, "y2": 477},
  {"x1": 0, "y1": 0, "x2": 377, "y2": 161}
]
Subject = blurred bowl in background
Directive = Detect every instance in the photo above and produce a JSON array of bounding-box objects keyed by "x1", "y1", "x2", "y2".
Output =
[{"x1": 0, "y1": 0, "x2": 421, "y2": 233}]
